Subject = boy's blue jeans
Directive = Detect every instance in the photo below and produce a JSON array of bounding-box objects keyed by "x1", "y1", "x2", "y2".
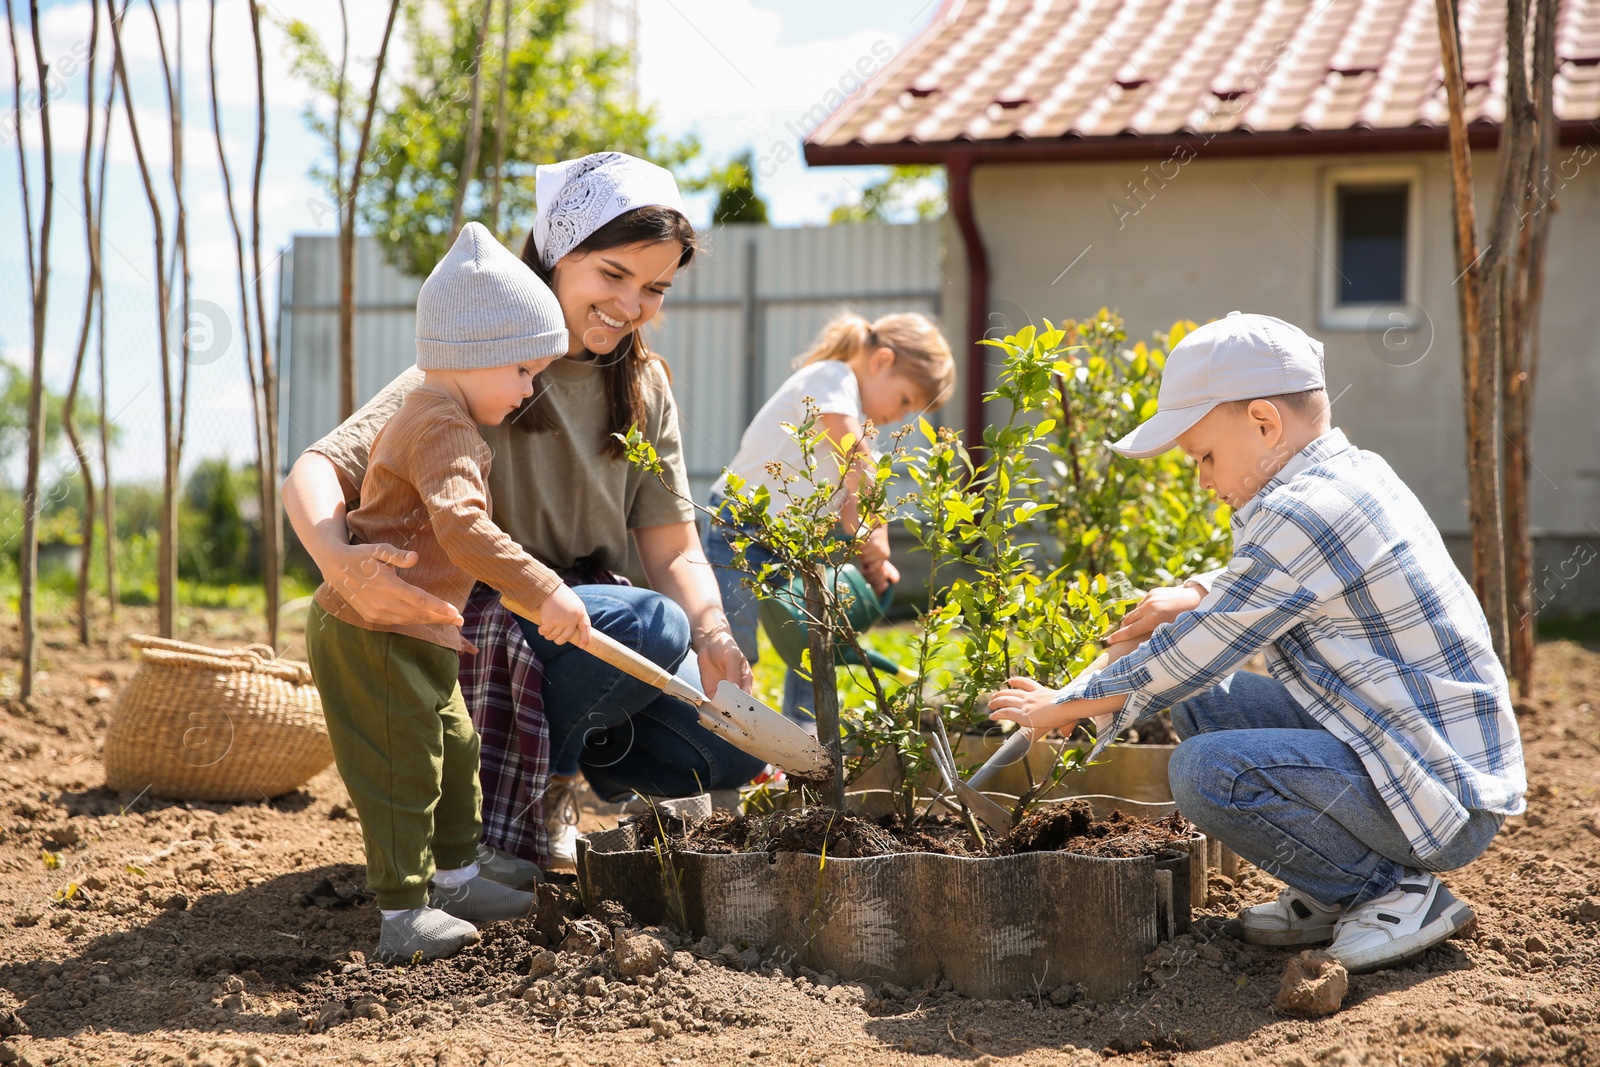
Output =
[
  {"x1": 1167, "y1": 671, "x2": 1503, "y2": 909},
  {"x1": 512, "y1": 585, "x2": 765, "y2": 802},
  {"x1": 701, "y1": 493, "x2": 814, "y2": 726}
]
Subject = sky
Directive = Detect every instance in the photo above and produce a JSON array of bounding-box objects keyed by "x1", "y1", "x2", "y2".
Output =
[{"x1": 0, "y1": 0, "x2": 940, "y2": 483}]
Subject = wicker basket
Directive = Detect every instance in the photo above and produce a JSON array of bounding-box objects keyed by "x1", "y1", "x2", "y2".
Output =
[{"x1": 103, "y1": 635, "x2": 334, "y2": 802}]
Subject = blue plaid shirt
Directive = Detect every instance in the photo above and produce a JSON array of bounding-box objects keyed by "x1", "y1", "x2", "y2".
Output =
[{"x1": 1059, "y1": 429, "x2": 1526, "y2": 859}]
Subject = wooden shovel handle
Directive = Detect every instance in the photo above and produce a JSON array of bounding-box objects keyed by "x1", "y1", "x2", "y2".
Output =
[
  {"x1": 582, "y1": 629, "x2": 675, "y2": 689},
  {"x1": 582, "y1": 629, "x2": 706, "y2": 705}
]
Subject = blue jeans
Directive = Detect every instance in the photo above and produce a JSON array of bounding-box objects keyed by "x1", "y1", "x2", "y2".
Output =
[
  {"x1": 1167, "y1": 671, "x2": 1504, "y2": 909},
  {"x1": 512, "y1": 585, "x2": 765, "y2": 802},
  {"x1": 702, "y1": 494, "x2": 814, "y2": 725}
]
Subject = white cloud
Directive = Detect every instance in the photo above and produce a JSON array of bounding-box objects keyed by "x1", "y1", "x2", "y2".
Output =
[{"x1": 637, "y1": 0, "x2": 926, "y2": 225}]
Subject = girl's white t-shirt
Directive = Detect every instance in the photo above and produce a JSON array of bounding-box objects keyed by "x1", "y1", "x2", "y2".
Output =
[{"x1": 712, "y1": 360, "x2": 864, "y2": 503}]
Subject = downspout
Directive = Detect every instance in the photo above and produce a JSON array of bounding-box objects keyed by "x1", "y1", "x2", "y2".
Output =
[{"x1": 946, "y1": 153, "x2": 989, "y2": 437}]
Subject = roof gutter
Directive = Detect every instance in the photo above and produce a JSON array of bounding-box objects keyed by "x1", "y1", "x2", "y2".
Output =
[
  {"x1": 803, "y1": 119, "x2": 1599, "y2": 168},
  {"x1": 945, "y1": 154, "x2": 989, "y2": 439}
]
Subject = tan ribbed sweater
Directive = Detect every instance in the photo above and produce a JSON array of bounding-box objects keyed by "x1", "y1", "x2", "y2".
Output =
[{"x1": 312, "y1": 387, "x2": 563, "y2": 651}]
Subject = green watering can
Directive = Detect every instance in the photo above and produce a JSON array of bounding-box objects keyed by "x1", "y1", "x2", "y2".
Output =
[{"x1": 757, "y1": 563, "x2": 918, "y2": 684}]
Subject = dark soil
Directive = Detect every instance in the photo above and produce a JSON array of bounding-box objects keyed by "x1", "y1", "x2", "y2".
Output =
[
  {"x1": 637, "y1": 799, "x2": 1191, "y2": 860},
  {"x1": 995, "y1": 799, "x2": 1196, "y2": 858},
  {"x1": 664, "y1": 808, "x2": 904, "y2": 858}
]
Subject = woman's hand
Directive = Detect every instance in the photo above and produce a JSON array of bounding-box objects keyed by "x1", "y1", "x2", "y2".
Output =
[
  {"x1": 284, "y1": 450, "x2": 463, "y2": 628},
  {"x1": 694, "y1": 627, "x2": 754, "y2": 696},
  {"x1": 324, "y1": 541, "x2": 465, "y2": 627},
  {"x1": 1104, "y1": 583, "x2": 1205, "y2": 645}
]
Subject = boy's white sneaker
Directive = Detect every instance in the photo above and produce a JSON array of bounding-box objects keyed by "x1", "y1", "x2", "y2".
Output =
[
  {"x1": 429, "y1": 875, "x2": 537, "y2": 923},
  {"x1": 474, "y1": 842, "x2": 544, "y2": 889},
  {"x1": 1326, "y1": 870, "x2": 1475, "y2": 973},
  {"x1": 1235, "y1": 887, "x2": 1345, "y2": 946},
  {"x1": 375, "y1": 907, "x2": 480, "y2": 965}
]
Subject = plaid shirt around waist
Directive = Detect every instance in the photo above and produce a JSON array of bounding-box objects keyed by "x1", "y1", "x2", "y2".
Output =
[{"x1": 1060, "y1": 429, "x2": 1526, "y2": 860}]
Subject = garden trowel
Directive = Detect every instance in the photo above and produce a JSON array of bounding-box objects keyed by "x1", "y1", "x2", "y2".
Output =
[
  {"x1": 928, "y1": 717, "x2": 1013, "y2": 832},
  {"x1": 580, "y1": 629, "x2": 832, "y2": 779}
]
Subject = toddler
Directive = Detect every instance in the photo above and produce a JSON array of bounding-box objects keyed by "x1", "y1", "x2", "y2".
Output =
[{"x1": 306, "y1": 223, "x2": 591, "y2": 963}]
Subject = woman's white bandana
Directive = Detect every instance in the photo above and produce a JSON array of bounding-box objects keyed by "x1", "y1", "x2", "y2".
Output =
[{"x1": 532, "y1": 152, "x2": 686, "y2": 269}]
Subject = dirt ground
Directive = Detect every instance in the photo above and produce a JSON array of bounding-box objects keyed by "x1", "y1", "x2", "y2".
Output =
[{"x1": 1, "y1": 607, "x2": 1597, "y2": 1067}]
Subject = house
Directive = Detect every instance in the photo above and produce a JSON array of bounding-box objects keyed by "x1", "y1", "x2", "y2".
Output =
[{"x1": 805, "y1": 0, "x2": 1600, "y2": 613}]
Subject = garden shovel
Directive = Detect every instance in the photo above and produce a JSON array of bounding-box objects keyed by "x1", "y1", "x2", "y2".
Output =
[
  {"x1": 580, "y1": 629, "x2": 832, "y2": 779},
  {"x1": 965, "y1": 639, "x2": 1140, "y2": 791}
]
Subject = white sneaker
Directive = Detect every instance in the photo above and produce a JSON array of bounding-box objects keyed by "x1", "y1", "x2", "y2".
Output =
[
  {"x1": 474, "y1": 842, "x2": 544, "y2": 889},
  {"x1": 1326, "y1": 870, "x2": 1475, "y2": 973},
  {"x1": 1235, "y1": 887, "x2": 1344, "y2": 946},
  {"x1": 544, "y1": 774, "x2": 581, "y2": 872}
]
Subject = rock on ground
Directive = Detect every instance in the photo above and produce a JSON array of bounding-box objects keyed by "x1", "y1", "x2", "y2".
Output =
[{"x1": 1274, "y1": 950, "x2": 1349, "y2": 1017}]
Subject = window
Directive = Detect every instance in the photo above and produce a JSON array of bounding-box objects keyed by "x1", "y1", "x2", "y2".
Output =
[
  {"x1": 1337, "y1": 185, "x2": 1407, "y2": 304},
  {"x1": 1319, "y1": 165, "x2": 1421, "y2": 329}
]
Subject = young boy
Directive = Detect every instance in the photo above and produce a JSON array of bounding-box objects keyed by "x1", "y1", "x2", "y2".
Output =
[
  {"x1": 990, "y1": 311, "x2": 1525, "y2": 973},
  {"x1": 305, "y1": 222, "x2": 592, "y2": 964}
]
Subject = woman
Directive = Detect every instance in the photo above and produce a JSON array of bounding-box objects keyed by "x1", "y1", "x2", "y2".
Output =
[{"x1": 283, "y1": 153, "x2": 762, "y2": 871}]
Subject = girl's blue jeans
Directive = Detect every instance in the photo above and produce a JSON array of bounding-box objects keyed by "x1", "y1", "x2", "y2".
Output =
[
  {"x1": 702, "y1": 493, "x2": 814, "y2": 726},
  {"x1": 1167, "y1": 670, "x2": 1504, "y2": 909},
  {"x1": 511, "y1": 584, "x2": 765, "y2": 802}
]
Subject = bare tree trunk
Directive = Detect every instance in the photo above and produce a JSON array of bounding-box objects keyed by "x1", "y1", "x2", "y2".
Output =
[
  {"x1": 449, "y1": 0, "x2": 495, "y2": 240},
  {"x1": 9, "y1": 0, "x2": 54, "y2": 699},
  {"x1": 148, "y1": 0, "x2": 190, "y2": 634},
  {"x1": 210, "y1": 0, "x2": 278, "y2": 647},
  {"x1": 64, "y1": 0, "x2": 104, "y2": 646},
  {"x1": 802, "y1": 567, "x2": 845, "y2": 809},
  {"x1": 107, "y1": 0, "x2": 175, "y2": 636},
  {"x1": 134, "y1": 0, "x2": 181, "y2": 637},
  {"x1": 96, "y1": 32, "x2": 117, "y2": 624},
  {"x1": 335, "y1": 0, "x2": 348, "y2": 209},
  {"x1": 1501, "y1": 0, "x2": 1561, "y2": 698},
  {"x1": 338, "y1": 0, "x2": 401, "y2": 420},
  {"x1": 335, "y1": 0, "x2": 353, "y2": 420},
  {"x1": 248, "y1": 0, "x2": 282, "y2": 647},
  {"x1": 1433, "y1": 0, "x2": 1510, "y2": 665},
  {"x1": 487, "y1": 0, "x2": 513, "y2": 235}
]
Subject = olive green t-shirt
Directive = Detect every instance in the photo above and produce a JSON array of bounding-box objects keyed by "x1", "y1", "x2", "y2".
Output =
[{"x1": 307, "y1": 358, "x2": 696, "y2": 575}]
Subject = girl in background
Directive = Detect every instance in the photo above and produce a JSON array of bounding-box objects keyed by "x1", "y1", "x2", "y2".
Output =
[{"x1": 705, "y1": 311, "x2": 956, "y2": 727}]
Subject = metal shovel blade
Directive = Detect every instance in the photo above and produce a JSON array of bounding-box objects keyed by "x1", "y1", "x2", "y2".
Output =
[
  {"x1": 965, "y1": 728, "x2": 1036, "y2": 792},
  {"x1": 698, "y1": 680, "x2": 832, "y2": 779},
  {"x1": 928, "y1": 720, "x2": 1013, "y2": 832}
]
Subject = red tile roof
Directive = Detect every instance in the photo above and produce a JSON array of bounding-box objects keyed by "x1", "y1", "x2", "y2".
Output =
[{"x1": 806, "y1": 0, "x2": 1600, "y2": 161}]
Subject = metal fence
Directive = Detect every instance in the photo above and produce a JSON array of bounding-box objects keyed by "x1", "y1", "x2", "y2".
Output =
[{"x1": 277, "y1": 221, "x2": 949, "y2": 505}]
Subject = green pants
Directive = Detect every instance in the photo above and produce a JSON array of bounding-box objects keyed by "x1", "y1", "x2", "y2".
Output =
[{"x1": 305, "y1": 604, "x2": 482, "y2": 909}]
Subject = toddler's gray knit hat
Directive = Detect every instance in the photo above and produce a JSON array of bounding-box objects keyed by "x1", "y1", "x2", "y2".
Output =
[{"x1": 415, "y1": 222, "x2": 568, "y2": 370}]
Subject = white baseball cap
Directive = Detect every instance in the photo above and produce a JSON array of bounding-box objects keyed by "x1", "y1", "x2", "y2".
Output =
[{"x1": 1109, "y1": 311, "x2": 1326, "y2": 459}]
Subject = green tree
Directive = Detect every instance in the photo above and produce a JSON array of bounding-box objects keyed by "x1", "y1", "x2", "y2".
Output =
[
  {"x1": 0, "y1": 361, "x2": 106, "y2": 482},
  {"x1": 286, "y1": 0, "x2": 700, "y2": 279},
  {"x1": 829, "y1": 165, "x2": 945, "y2": 224},
  {"x1": 710, "y1": 149, "x2": 769, "y2": 225},
  {"x1": 179, "y1": 458, "x2": 256, "y2": 584}
]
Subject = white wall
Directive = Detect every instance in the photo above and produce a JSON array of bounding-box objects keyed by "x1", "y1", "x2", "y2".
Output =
[{"x1": 969, "y1": 150, "x2": 1600, "y2": 537}]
